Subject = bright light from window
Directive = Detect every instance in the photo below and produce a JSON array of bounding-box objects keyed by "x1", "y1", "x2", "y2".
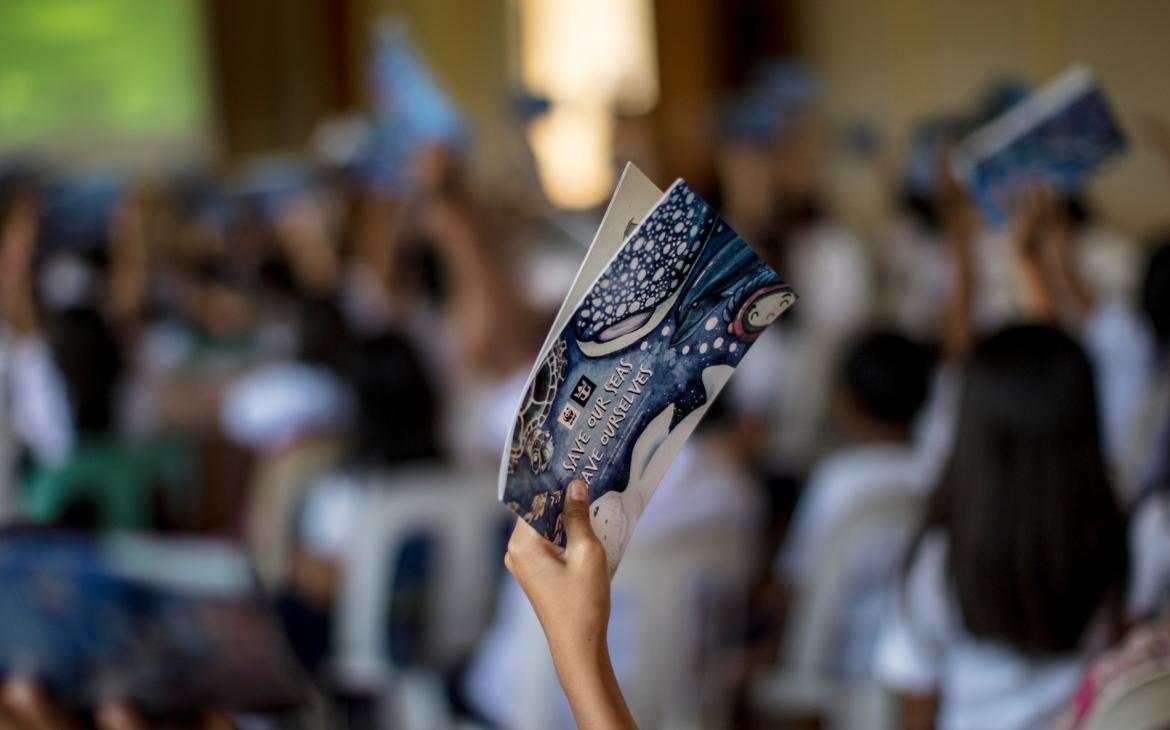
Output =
[{"x1": 518, "y1": 0, "x2": 659, "y2": 209}]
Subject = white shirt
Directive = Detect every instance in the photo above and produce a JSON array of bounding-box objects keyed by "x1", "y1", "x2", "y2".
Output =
[
  {"x1": 631, "y1": 436, "x2": 762, "y2": 546},
  {"x1": 1129, "y1": 492, "x2": 1170, "y2": 620},
  {"x1": 220, "y1": 361, "x2": 355, "y2": 453},
  {"x1": 781, "y1": 443, "x2": 928, "y2": 585},
  {"x1": 1, "y1": 333, "x2": 74, "y2": 466},
  {"x1": 728, "y1": 221, "x2": 874, "y2": 471},
  {"x1": 779, "y1": 442, "x2": 930, "y2": 675},
  {"x1": 1075, "y1": 223, "x2": 1141, "y2": 306},
  {"x1": 1082, "y1": 302, "x2": 1159, "y2": 483},
  {"x1": 874, "y1": 217, "x2": 950, "y2": 340},
  {"x1": 297, "y1": 471, "x2": 365, "y2": 559},
  {"x1": 874, "y1": 532, "x2": 1111, "y2": 730}
]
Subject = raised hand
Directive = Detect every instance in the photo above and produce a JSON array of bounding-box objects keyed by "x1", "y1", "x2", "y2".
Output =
[
  {"x1": 1008, "y1": 180, "x2": 1064, "y2": 322},
  {"x1": 0, "y1": 188, "x2": 40, "y2": 336},
  {"x1": 505, "y1": 480, "x2": 637, "y2": 730}
]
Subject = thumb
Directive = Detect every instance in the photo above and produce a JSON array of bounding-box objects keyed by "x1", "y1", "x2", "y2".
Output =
[{"x1": 561, "y1": 479, "x2": 596, "y2": 547}]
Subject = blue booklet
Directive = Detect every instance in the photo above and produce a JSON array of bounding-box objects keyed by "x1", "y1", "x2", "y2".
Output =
[
  {"x1": 951, "y1": 64, "x2": 1126, "y2": 224},
  {"x1": 499, "y1": 165, "x2": 796, "y2": 570},
  {"x1": 0, "y1": 529, "x2": 305, "y2": 715}
]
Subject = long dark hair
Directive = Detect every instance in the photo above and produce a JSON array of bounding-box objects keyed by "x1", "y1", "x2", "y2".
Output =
[
  {"x1": 908, "y1": 324, "x2": 1128, "y2": 656},
  {"x1": 348, "y1": 332, "x2": 441, "y2": 467},
  {"x1": 47, "y1": 307, "x2": 123, "y2": 436}
]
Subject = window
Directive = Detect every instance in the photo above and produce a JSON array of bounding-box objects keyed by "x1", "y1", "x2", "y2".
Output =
[
  {"x1": 0, "y1": 0, "x2": 211, "y2": 166},
  {"x1": 517, "y1": 0, "x2": 659, "y2": 208}
]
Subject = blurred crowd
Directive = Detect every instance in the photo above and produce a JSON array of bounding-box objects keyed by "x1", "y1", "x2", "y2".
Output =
[{"x1": 2, "y1": 49, "x2": 1170, "y2": 730}]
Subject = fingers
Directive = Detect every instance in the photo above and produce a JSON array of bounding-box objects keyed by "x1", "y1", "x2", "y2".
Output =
[
  {"x1": 504, "y1": 517, "x2": 559, "y2": 580},
  {"x1": 561, "y1": 481, "x2": 606, "y2": 571},
  {"x1": 3, "y1": 680, "x2": 76, "y2": 730},
  {"x1": 561, "y1": 480, "x2": 596, "y2": 546},
  {"x1": 198, "y1": 712, "x2": 237, "y2": 730},
  {"x1": 96, "y1": 703, "x2": 145, "y2": 730},
  {"x1": 506, "y1": 480, "x2": 606, "y2": 583}
]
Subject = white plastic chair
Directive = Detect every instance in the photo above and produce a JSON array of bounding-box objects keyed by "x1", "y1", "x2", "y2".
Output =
[
  {"x1": 1083, "y1": 667, "x2": 1170, "y2": 730},
  {"x1": 615, "y1": 527, "x2": 757, "y2": 730},
  {"x1": 330, "y1": 466, "x2": 510, "y2": 728},
  {"x1": 244, "y1": 434, "x2": 348, "y2": 589},
  {"x1": 752, "y1": 490, "x2": 924, "y2": 730}
]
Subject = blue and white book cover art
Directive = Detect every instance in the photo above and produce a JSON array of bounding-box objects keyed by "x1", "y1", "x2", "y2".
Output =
[
  {"x1": 951, "y1": 64, "x2": 1126, "y2": 225},
  {"x1": 499, "y1": 165, "x2": 796, "y2": 571}
]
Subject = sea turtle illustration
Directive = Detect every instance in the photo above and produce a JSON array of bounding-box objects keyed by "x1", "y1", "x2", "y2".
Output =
[{"x1": 508, "y1": 337, "x2": 568, "y2": 475}]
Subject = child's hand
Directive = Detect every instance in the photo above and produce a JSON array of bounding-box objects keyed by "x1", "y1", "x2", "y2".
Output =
[
  {"x1": 1010, "y1": 180, "x2": 1072, "y2": 263},
  {"x1": 505, "y1": 481, "x2": 638, "y2": 730},
  {"x1": 505, "y1": 480, "x2": 611, "y2": 664},
  {"x1": 1008, "y1": 180, "x2": 1066, "y2": 321},
  {"x1": 1010, "y1": 181, "x2": 1057, "y2": 264}
]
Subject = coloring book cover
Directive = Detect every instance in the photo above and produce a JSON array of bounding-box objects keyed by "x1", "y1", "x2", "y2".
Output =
[
  {"x1": 951, "y1": 64, "x2": 1126, "y2": 224},
  {"x1": 499, "y1": 165, "x2": 796, "y2": 571}
]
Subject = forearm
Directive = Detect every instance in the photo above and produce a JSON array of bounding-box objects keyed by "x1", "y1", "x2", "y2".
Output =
[
  {"x1": 1015, "y1": 257, "x2": 1058, "y2": 323},
  {"x1": 549, "y1": 637, "x2": 638, "y2": 730},
  {"x1": 942, "y1": 222, "x2": 973, "y2": 361},
  {"x1": 423, "y1": 200, "x2": 519, "y2": 369},
  {"x1": 1052, "y1": 249, "x2": 1095, "y2": 324},
  {"x1": 900, "y1": 692, "x2": 938, "y2": 730}
]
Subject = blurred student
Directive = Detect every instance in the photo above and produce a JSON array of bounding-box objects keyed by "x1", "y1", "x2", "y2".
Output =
[
  {"x1": 1098, "y1": 241, "x2": 1170, "y2": 499},
  {"x1": 224, "y1": 296, "x2": 359, "y2": 590},
  {"x1": 1125, "y1": 244, "x2": 1170, "y2": 620},
  {"x1": 1063, "y1": 195, "x2": 1141, "y2": 308},
  {"x1": 220, "y1": 297, "x2": 356, "y2": 456},
  {"x1": 1129, "y1": 482, "x2": 1170, "y2": 623},
  {"x1": 875, "y1": 117, "x2": 967, "y2": 340},
  {"x1": 24, "y1": 307, "x2": 191, "y2": 530},
  {"x1": 719, "y1": 67, "x2": 874, "y2": 474},
  {"x1": 277, "y1": 331, "x2": 442, "y2": 675},
  {"x1": 778, "y1": 330, "x2": 936, "y2": 676},
  {"x1": 0, "y1": 185, "x2": 75, "y2": 492},
  {"x1": 873, "y1": 324, "x2": 1129, "y2": 730}
]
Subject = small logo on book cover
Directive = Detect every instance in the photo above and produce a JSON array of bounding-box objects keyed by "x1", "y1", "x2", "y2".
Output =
[
  {"x1": 570, "y1": 376, "x2": 596, "y2": 406},
  {"x1": 557, "y1": 403, "x2": 581, "y2": 429}
]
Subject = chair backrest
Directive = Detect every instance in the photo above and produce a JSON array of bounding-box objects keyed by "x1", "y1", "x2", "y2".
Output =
[
  {"x1": 782, "y1": 489, "x2": 924, "y2": 676},
  {"x1": 331, "y1": 466, "x2": 509, "y2": 691},
  {"x1": 244, "y1": 434, "x2": 347, "y2": 588},
  {"x1": 23, "y1": 437, "x2": 193, "y2": 530},
  {"x1": 1083, "y1": 667, "x2": 1170, "y2": 730},
  {"x1": 608, "y1": 526, "x2": 757, "y2": 730},
  {"x1": 1118, "y1": 366, "x2": 1170, "y2": 503}
]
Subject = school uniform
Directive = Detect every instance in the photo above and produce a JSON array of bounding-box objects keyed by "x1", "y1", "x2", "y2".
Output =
[
  {"x1": 874, "y1": 532, "x2": 1116, "y2": 730},
  {"x1": 780, "y1": 442, "x2": 931, "y2": 676}
]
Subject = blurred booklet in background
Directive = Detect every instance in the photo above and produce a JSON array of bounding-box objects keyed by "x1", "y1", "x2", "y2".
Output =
[
  {"x1": 499, "y1": 164, "x2": 796, "y2": 571},
  {"x1": 0, "y1": 529, "x2": 305, "y2": 716},
  {"x1": 951, "y1": 64, "x2": 1126, "y2": 224}
]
